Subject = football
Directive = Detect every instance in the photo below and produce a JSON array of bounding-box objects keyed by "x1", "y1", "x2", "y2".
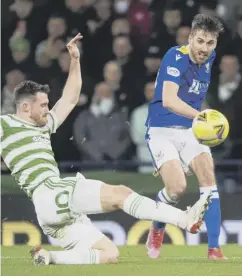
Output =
[{"x1": 192, "y1": 109, "x2": 229, "y2": 147}]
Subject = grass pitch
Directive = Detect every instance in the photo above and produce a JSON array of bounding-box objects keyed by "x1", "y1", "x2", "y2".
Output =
[{"x1": 1, "y1": 245, "x2": 242, "y2": 276}]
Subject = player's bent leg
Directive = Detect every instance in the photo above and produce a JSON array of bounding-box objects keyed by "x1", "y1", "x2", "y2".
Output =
[
  {"x1": 190, "y1": 153, "x2": 227, "y2": 260},
  {"x1": 31, "y1": 218, "x2": 119, "y2": 265},
  {"x1": 159, "y1": 160, "x2": 187, "y2": 201},
  {"x1": 91, "y1": 236, "x2": 120, "y2": 264},
  {"x1": 146, "y1": 160, "x2": 187, "y2": 259},
  {"x1": 96, "y1": 182, "x2": 210, "y2": 234},
  {"x1": 48, "y1": 236, "x2": 119, "y2": 265},
  {"x1": 70, "y1": 178, "x2": 209, "y2": 233},
  {"x1": 146, "y1": 128, "x2": 188, "y2": 258}
]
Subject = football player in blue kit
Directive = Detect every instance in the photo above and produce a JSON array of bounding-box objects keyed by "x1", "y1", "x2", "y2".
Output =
[{"x1": 145, "y1": 14, "x2": 227, "y2": 260}]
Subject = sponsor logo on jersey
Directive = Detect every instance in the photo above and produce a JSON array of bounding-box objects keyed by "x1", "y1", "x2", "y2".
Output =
[
  {"x1": 167, "y1": 66, "x2": 180, "y2": 77},
  {"x1": 188, "y1": 79, "x2": 209, "y2": 95},
  {"x1": 33, "y1": 136, "x2": 50, "y2": 145}
]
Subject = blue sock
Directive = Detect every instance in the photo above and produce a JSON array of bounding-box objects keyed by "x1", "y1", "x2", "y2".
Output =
[
  {"x1": 153, "y1": 188, "x2": 178, "y2": 231},
  {"x1": 200, "y1": 186, "x2": 221, "y2": 249}
]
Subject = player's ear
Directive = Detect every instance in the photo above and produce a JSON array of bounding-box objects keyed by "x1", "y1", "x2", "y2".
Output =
[
  {"x1": 188, "y1": 34, "x2": 192, "y2": 44},
  {"x1": 22, "y1": 101, "x2": 31, "y2": 113}
]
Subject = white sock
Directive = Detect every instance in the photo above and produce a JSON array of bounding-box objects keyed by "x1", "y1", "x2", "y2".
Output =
[
  {"x1": 158, "y1": 188, "x2": 178, "y2": 205},
  {"x1": 123, "y1": 192, "x2": 187, "y2": 229},
  {"x1": 49, "y1": 248, "x2": 100, "y2": 264},
  {"x1": 200, "y1": 185, "x2": 218, "y2": 199}
]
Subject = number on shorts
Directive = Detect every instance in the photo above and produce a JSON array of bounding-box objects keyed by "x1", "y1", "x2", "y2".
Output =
[{"x1": 55, "y1": 190, "x2": 70, "y2": 214}]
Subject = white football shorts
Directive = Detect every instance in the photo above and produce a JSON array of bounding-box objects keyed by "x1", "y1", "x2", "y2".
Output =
[
  {"x1": 146, "y1": 127, "x2": 211, "y2": 175},
  {"x1": 32, "y1": 173, "x2": 105, "y2": 249}
]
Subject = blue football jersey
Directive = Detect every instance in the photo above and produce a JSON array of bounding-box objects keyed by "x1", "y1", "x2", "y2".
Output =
[{"x1": 146, "y1": 45, "x2": 216, "y2": 128}]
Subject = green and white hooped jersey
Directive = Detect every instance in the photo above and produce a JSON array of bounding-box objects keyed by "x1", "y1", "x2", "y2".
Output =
[{"x1": 0, "y1": 111, "x2": 60, "y2": 197}]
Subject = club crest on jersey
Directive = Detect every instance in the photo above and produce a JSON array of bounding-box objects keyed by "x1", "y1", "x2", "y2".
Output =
[
  {"x1": 205, "y1": 62, "x2": 210, "y2": 73},
  {"x1": 188, "y1": 79, "x2": 209, "y2": 95},
  {"x1": 167, "y1": 66, "x2": 180, "y2": 77}
]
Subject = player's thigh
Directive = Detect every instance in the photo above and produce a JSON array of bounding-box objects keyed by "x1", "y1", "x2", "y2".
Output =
[
  {"x1": 71, "y1": 179, "x2": 133, "y2": 213},
  {"x1": 70, "y1": 178, "x2": 105, "y2": 215},
  {"x1": 33, "y1": 181, "x2": 75, "y2": 226},
  {"x1": 147, "y1": 127, "x2": 186, "y2": 191},
  {"x1": 180, "y1": 128, "x2": 213, "y2": 179},
  {"x1": 190, "y1": 153, "x2": 216, "y2": 185},
  {"x1": 159, "y1": 159, "x2": 187, "y2": 196},
  {"x1": 146, "y1": 127, "x2": 180, "y2": 170}
]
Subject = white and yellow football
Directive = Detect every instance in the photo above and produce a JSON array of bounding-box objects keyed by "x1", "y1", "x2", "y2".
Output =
[{"x1": 192, "y1": 109, "x2": 229, "y2": 147}]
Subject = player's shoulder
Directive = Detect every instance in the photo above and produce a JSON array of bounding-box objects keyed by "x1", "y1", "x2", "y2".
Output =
[
  {"x1": 165, "y1": 45, "x2": 189, "y2": 55},
  {"x1": 0, "y1": 114, "x2": 13, "y2": 125},
  {"x1": 0, "y1": 114, "x2": 11, "y2": 120},
  {"x1": 164, "y1": 45, "x2": 190, "y2": 64}
]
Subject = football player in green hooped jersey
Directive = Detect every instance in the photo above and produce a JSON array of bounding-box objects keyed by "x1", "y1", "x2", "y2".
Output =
[{"x1": 0, "y1": 34, "x2": 211, "y2": 266}]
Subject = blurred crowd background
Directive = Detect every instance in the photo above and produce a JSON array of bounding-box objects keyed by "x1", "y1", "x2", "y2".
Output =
[{"x1": 1, "y1": 0, "x2": 242, "y2": 175}]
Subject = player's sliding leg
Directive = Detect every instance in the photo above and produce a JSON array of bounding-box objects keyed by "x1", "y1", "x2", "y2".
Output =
[
  {"x1": 146, "y1": 160, "x2": 187, "y2": 258},
  {"x1": 190, "y1": 153, "x2": 227, "y2": 260},
  {"x1": 31, "y1": 236, "x2": 120, "y2": 265},
  {"x1": 71, "y1": 179, "x2": 211, "y2": 235}
]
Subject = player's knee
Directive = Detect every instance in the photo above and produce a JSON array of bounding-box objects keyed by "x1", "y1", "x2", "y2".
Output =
[
  {"x1": 105, "y1": 246, "x2": 120, "y2": 264},
  {"x1": 113, "y1": 185, "x2": 133, "y2": 209},
  {"x1": 167, "y1": 183, "x2": 186, "y2": 200},
  {"x1": 110, "y1": 246, "x2": 120, "y2": 262}
]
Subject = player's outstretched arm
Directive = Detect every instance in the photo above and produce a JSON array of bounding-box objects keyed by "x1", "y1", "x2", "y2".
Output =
[
  {"x1": 163, "y1": 81, "x2": 199, "y2": 119},
  {"x1": 51, "y1": 33, "x2": 83, "y2": 127}
]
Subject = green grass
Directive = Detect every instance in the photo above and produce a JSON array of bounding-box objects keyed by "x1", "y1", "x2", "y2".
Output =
[{"x1": 1, "y1": 245, "x2": 242, "y2": 276}]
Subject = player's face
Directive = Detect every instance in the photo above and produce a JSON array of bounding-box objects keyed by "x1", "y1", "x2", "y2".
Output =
[
  {"x1": 189, "y1": 30, "x2": 217, "y2": 64},
  {"x1": 30, "y1": 92, "x2": 49, "y2": 126}
]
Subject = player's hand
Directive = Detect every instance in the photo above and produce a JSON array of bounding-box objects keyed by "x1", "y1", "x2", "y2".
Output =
[{"x1": 66, "y1": 33, "x2": 83, "y2": 60}]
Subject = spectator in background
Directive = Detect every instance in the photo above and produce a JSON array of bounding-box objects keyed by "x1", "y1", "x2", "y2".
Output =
[
  {"x1": 151, "y1": 6, "x2": 182, "y2": 56},
  {"x1": 207, "y1": 55, "x2": 242, "y2": 157},
  {"x1": 112, "y1": 35, "x2": 143, "y2": 109},
  {"x1": 1, "y1": 69, "x2": 26, "y2": 115},
  {"x1": 113, "y1": 35, "x2": 133, "y2": 67},
  {"x1": 35, "y1": 14, "x2": 67, "y2": 69},
  {"x1": 175, "y1": 25, "x2": 191, "y2": 45},
  {"x1": 63, "y1": 0, "x2": 94, "y2": 35},
  {"x1": 130, "y1": 81, "x2": 155, "y2": 173},
  {"x1": 111, "y1": 18, "x2": 131, "y2": 37},
  {"x1": 162, "y1": 7, "x2": 182, "y2": 37},
  {"x1": 8, "y1": 37, "x2": 33, "y2": 73},
  {"x1": 229, "y1": 16, "x2": 242, "y2": 64},
  {"x1": 103, "y1": 60, "x2": 122, "y2": 93},
  {"x1": 85, "y1": 0, "x2": 113, "y2": 79},
  {"x1": 73, "y1": 82, "x2": 131, "y2": 162},
  {"x1": 128, "y1": 0, "x2": 152, "y2": 48},
  {"x1": 8, "y1": 0, "x2": 49, "y2": 48},
  {"x1": 103, "y1": 60, "x2": 131, "y2": 109},
  {"x1": 113, "y1": 0, "x2": 131, "y2": 17},
  {"x1": 143, "y1": 44, "x2": 162, "y2": 82}
]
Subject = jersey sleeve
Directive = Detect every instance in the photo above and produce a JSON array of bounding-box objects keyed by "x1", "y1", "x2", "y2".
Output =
[
  {"x1": 159, "y1": 48, "x2": 188, "y2": 86},
  {"x1": 46, "y1": 110, "x2": 58, "y2": 134}
]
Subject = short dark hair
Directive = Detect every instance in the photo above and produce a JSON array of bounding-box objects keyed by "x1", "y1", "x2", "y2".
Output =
[
  {"x1": 14, "y1": 80, "x2": 50, "y2": 103},
  {"x1": 191, "y1": 14, "x2": 224, "y2": 37}
]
